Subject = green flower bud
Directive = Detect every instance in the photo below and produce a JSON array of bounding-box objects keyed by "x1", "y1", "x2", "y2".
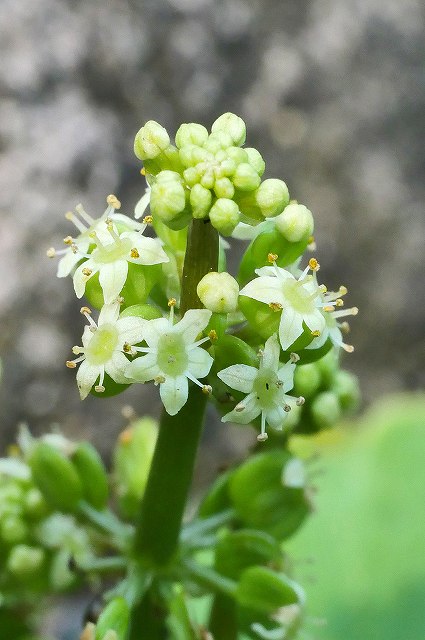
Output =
[
  {"x1": 200, "y1": 166, "x2": 216, "y2": 190},
  {"x1": 179, "y1": 144, "x2": 199, "y2": 168},
  {"x1": 190, "y1": 183, "x2": 212, "y2": 219},
  {"x1": 215, "y1": 530, "x2": 281, "y2": 581},
  {"x1": 244, "y1": 147, "x2": 266, "y2": 176},
  {"x1": 204, "y1": 132, "x2": 233, "y2": 153},
  {"x1": 28, "y1": 442, "x2": 83, "y2": 513},
  {"x1": 175, "y1": 123, "x2": 208, "y2": 148},
  {"x1": 197, "y1": 271, "x2": 239, "y2": 313},
  {"x1": 333, "y1": 370, "x2": 360, "y2": 412},
  {"x1": 1, "y1": 515, "x2": 28, "y2": 543},
  {"x1": 24, "y1": 487, "x2": 48, "y2": 519},
  {"x1": 256, "y1": 179, "x2": 290, "y2": 218},
  {"x1": 7, "y1": 544, "x2": 45, "y2": 578},
  {"x1": 237, "y1": 566, "x2": 300, "y2": 614},
  {"x1": 113, "y1": 417, "x2": 158, "y2": 518},
  {"x1": 209, "y1": 198, "x2": 240, "y2": 236},
  {"x1": 213, "y1": 177, "x2": 235, "y2": 199},
  {"x1": 71, "y1": 442, "x2": 109, "y2": 510},
  {"x1": 150, "y1": 172, "x2": 186, "y2": 223},
  {"x1": 311, "y1": 391, "x2": 342, "y2": 430},
  {"x1": 294, "y1": 363, "x2": 322, "y2": 398},
  {"x1": 233, "y1": 163, "x2": 262, "y2": 191},
  {"x1": 95, "y1": 597, "x2": 130, "y2": 640},
  {"x1": 134, "y1": 120, "x2": 170, "y2": 160},
  {"x1": 211, "y1": 112, "x2": 247, "y2": 146},
  {"x1": 275, "y1": 202, "x2": 314, "y2": 241},
  {"x1": 226, "y1": 146, "x2": 249, "y2": 165},
  {"x1": 183, "y1": 166, "x2": 200, "y2": 187}
]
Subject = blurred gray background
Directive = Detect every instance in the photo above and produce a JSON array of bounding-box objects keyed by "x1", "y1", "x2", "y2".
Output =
[{"x1": 0, "y1": 0, "x2": 424, "y2": 458}]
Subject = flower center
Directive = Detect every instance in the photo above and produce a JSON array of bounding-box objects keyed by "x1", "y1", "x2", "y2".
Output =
[
  {"x1": 95, "y1": 237, "x2": 132, "y2": 264},
  {"x1": 282, "y1": 279, "x2": 316, "y2": 314},
  {"x1": 156, "y1": 333, "x2": 189, "y2": 377},
  {"x1": 253, "y1": 368, "x2": 281, "y2": 409},
  {"x1": 86, "y1": 324, "x2": 119, "y2": 365}
]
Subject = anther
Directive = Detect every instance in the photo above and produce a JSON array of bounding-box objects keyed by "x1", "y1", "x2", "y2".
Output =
[
  {"x1": 269, "y1": 302, "x2": 283, "y2": 312},
  {"x1": 71, "y1": 244, "x2": 79, "y2": 254},
  {"x1": 117, "y1": 296, "x2": 125, "y2": 305},
  {"x1": 154, "y1": 375, "x2": 166, "y2": 385},
  {"x1": 208, "y1": 329, "x2": 218, "y2": 342},
  {"x1": 66, "y1": 361, "x2": 77, "y2": 369},
  {"x1": 290, "y1": 352, "x2": 300, "y2": 363},
  {"x1": 63, "y1": 236, "x2": 74, "y2": 245},
  {"x1": 46, "y1": 248, "x2": 56, "y2": 258},
  {"x1": 106, "y1": 194, "x2": 121, "y2": 209},
  {"x1": 323, "y1": 305, "x2": 335, "y2": 312},
  {"x1": 140, "y1": 167, "x2": 146, "y2": 176},
  {"x1": 72, "y1": 346, "x2": 84, "y2": 355},
  {"x1": 168, "y1": 298, "x2": 177, "y2": 307},
  {"x1": 94, "y1": 385, "x2": 105, "y2": 393},
  {"x1": 119, "y1": 427, "x2": 134, "y2": 444},
  {"x1": 340, "y1": 321, "x2": 350, "y2": 334},
  {"x1": 80, "y1": 306, "x2": 92, "y2": 315},
  {"x1": 339, "y1": 286, "x2": 348, "y2": 295},
  {"x1": 82, "y1": 268, "x2": 92, "y2": 277},
  {"x1": 202, "y1": 385, "x2": 212, "y2": 395},
  {"x1": 311, "y1": 330, "x2": 321, "y2": 337},
  {"x1": 296, "y1": 396, "x2": 305, "y2": 406},
  {"x1": 143, "y1": 215, "x2": 153, "y2": 224},
  {"x1": 308, "y1": 258, "x2": 320, "y2": 271},
  {"x1": 257, "y1": 433, "x2": 268, "y2": 442},
  {"x1": 235, "y1": 403, "x2": 245, "y2": 412},
  {"x1": 130, "y1": 248, "x2": 140, "y2": 259},
  {"x1": 268, "y1": 252, "x2": 278, "y2": 263},
  {"x1": 283, "y1": 404, "x2": 291, "y2": 412},
  {"x1": 123, "y1": 342, "x2": 133, "y2": 354},
  {"x1": 335, "y1": 298, "x2": 344, "y2": 307}
]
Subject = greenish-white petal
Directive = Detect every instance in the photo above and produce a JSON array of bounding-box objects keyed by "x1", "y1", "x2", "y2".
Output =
[
  {"x1": 262, "y1": 334, "x2": 280, "y2": 370},
  {"x1": 221, "y1": 392, "x2": 260, "y2": 425},
  {"x1": 187, "y1": 347, "x2": 213, "y2": 378},
  {"x1": 98, "y1": 302, "x2": 120, "y2": 326},
  {"x1": 176, "y1": 309, "x2": 212, "y2": 343},
  {"x1": 134, "y1": 188, "x2": 151, "y2": 219},
  {"x1": 302, "y1": 309, "x2": 326, "y2": 335},
  {"x1": 116, "y1": 316, "x2": 146, "y2": 345},
  {"x1": 278, "y1": 307, "x2": 304, "y2": 351},
  {"x1": 160, "y1": 375, "x2": 188, "y2": 416},
  {"x1": 125, "y1": 353, "x2": 161, "y2": 383},
  {"x1": 265, "y1": 404, "x2": 288, "y2": 430},
  {"x1": 142, "y1": 318, "x2": 169, "y2": 348},
  {"x1": 76, "y1": 360, "x2": 101, "y2": 400},
  {"x1": 277, "y1": 362, "x2": 296, "y2": 393},
  {"x1": 217, "y1": 364, "x2": 257, "y2": 393},
  {"x1": 125, "y1": 233, "x2": 169, "y2": 265},
  {"x1": 106, "y1": 351, "x2": 131, "y2": 384},
  {"x1": 98, "y1": 260, "x2": 128, "y2": 304},
  {"x1": 239, "y1": 276, "x2": 285, "y2": 306},
  {"x1": 73, "y1": 260, "x2": 97, "y2": 299}
]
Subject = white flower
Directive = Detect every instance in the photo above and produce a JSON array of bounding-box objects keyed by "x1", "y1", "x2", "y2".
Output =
[
  {"x1": 306, "y1": 284, "x2": 358, "y2": 353},
  {"x1": 72, "y1": 216, "x2": 169, "y2": 304},
  {"x1": 47, "y1": 195, "x2": 143, "y2": 278},
  {"x1": 240, "y1": 258, "x2": 328, "y2": 351},
  {"x1": 66, "y1": 303, "x2": 146, "y2": 400},
  {"x1": 217, "y1": 334, "x2": 304, "y2": 442},
  {"x1": 125, "y1": 303, "x2": 213, "y2": 416}
]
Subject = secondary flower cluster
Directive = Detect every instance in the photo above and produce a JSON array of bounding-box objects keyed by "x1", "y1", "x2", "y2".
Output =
[{"x1": 48, "y1": 113, "x2": 358, "y2": 442}]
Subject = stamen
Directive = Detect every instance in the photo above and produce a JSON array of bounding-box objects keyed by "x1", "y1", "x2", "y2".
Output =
[
  {"x1": 122, "y1": 342, "x2": 134, "y2": 354},
  {"x1": 66, "y1": 356, "x2": 85, "y2": 368},
  {"x1": 106, "y1": 221, "x2": 121, "y2": 242},
  {"x1": 75, "y1": 204, "x2": 95, "y2": 226},
  {"x1": 257, "y1": 413, "x2": 268, "y2": 442},
  {"x1": 335, "y1": 298, "x2": 344, "y2": 307},
  {"x1": 189, "y1": 336, "x2": 210, "y2": 350},
  {"x1": 268, "y1": 252, "x2": 278, "y2": 263},
  {"x1": 94, "y1": 385, "x2": 105, "y2": 393},
  {"x1": 140, "y1": 167, "x2": 146, "y2": 176},
  {"x1": 283, "y1": 403, "x2": 291, "y2": 412},
  {"x1": 72, "y1": 346, "x2": 85, "y2": 355},
  {"x1": 46, "y1": 248, "x2": 56, "y2": 258},
  {"x1": 64, "y1": 236, "x2": 74, "y2": 245},
  {"x1": 269, "y1": 302, "x2": 283, "y2": 312},
  {"x1": 208, "y1": 329, "x2": 218, "y2": 342},
  {"x1": 82, "y1": 267, "x2": 92, "y2": 277},
  {"x1": 80, "y1": 307, "x2": 97, "y2": 329},
  {"x1": 130, "y1": 248, "x2": 140, "y2": 259},
  {"x1": 106, "y1": 194, "x2": 121, "y2": 209},
  {"x1": 168, "y1": 298, "x2": 176, "y2": 324},
  {"x1": 296, "y1": 396, "x2": 305, "y2": 406},
  {"x1": 342, "y1": 343, "x2": 354, "y2": 353},
  {"x1": 311, "y1": 330, "x2": 321, "y2": 337},
  {"x1": 143, "y1": 215, "x2": 153, "y2": 224},
  {"x1": 308, "y1": 257, "x2": 320, "y2": 272},
  {"x1": 339, "y1": 321, "x2": 350, "y2": 334},
  {"x1": 332, "y1": 307, "x2": 358, "y2": 319},
  {"x1": 65, "y1": 211, "x2": 87, "y2": 234},
  {"x1": 290, "y1": 352, "x2": 300, "y2": 363},
  {"x1": 154, "y1": 375, "x2": 166, "y2": 385},
  {"x1": 202, "y1": 385, "x2": 212, "y2": 395},
  {"x1": 119, "y1": 427, "x2": 133, "y2": 444},
  {"x1": 235, "y1": 402, "x2": 245, "y2": 412}
]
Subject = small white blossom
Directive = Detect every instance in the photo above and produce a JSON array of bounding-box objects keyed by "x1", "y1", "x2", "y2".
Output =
[
  {"x1": 47, "y1": 195, "x2": 143, "y2": 278},
  {"x1": 306, "y1": 284, "x2": 358, "y2": 353},
  {"x1": 72, "y1": 215, "x2": 168, "y2": 304},
  {"x1": 240, "y1": 258, "x2": 328, "y2": 351},
  {"x1": 125, "y1": 302, "x2": 213, "y2": 416},
  {"x1": 217, "y1": 334, "x2": 303, "y2": 442},
  {"x1": 66, "y1": 303, "x2": 145, "y2": 400}
]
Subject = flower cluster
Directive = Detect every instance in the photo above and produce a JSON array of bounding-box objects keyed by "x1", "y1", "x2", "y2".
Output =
[{"x1": 48, "y1": 113, "x2": 358, "y2": 443}]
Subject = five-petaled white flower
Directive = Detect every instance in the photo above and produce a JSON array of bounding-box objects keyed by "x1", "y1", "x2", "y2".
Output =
[
  {"x1": 66, "y1": 303, "x2": 145, "y2": 400},
  {"x1": 217, "y1": 334, "x2": 304, "y2": 442},
  {"x1": 47, "y1": 195, "x2": 143, "y2": 278},
  {"x1": 240, "y1": 258, "x2": 328, "y2": 351},
  {"x1": 72, "y1": 214, "x2": 168, "y2": 304},
  {"x1": 125, "y1": 303, "x2": 213, "y2": 416}
]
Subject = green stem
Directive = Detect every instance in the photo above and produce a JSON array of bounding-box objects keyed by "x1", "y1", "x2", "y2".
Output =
[{"x1": 180, "y1": 219, "x2": 219, "y2": 313}]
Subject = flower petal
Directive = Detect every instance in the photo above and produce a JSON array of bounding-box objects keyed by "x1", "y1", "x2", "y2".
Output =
[
  {"x1": 265, "y1": 405, "x2": 288, "y2": 430},
  {"x1": 106, "y1": 351, "x2": 131, "y2": 384},
  {"x1": 221, "y1": 392, "x2": 261, "y2": 425},
  {"x1": 125, "y1": 353, "x2": 161, "y2": 383},
  {"x1": 160, "y1": 375, "x2": 188, "y2": 416},
  {"x1": 239, "y1": 276, "x2": 285, "y2": 306},
  {"x1": 277, "y1": 362, "x2": 296, "y2": 393},
  {"x1": 57, "y1": 247, "x2": 84, "y2": 278},
  {"x1": 278, "y1": 307, "x2": 304, "y2": 351},
  {"x1": 98, "y1": 260, "x2": 128, "y2": 304},
  {"x1": 116, "y1": 316, "x2": 146, "y2": 345},
  {"x1": 175, "y1": 309, "x2": 212, "y2": 343},
  {"x1": 134, "y1": 188, "x2": 151, "y2": 219},
  {"x1": 142, "y1": 317, "x2": 169, "y2": 348},
  {"x1": 217, "y1": 364, "x2": 257, "y2": 393},
  {"x1": 98, "y1": 302, "x2": 120, "y2": 326},
  {"x1": 302, "y1": 309, "x2": 326, "y2": 335},
  {"x1": 73, "y1": 260, "x2": 97, "y2": 299},
  {"x1": 262, "y1": 334, "x2": 280, "y2": 370},
  {"x1": 126, "y1": 235, "x2": 169, "y2": 266},
  {"x1": 76, "y1": 360, "x2": 100, "y2": 399},
  {"x1": 187, "y1": 347, "x2": 214, "y2": 378}
]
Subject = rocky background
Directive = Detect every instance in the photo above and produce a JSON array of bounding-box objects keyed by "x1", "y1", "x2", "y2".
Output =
[{"x1": 1, "y1": 0, "x2": 424, "y2": 455}]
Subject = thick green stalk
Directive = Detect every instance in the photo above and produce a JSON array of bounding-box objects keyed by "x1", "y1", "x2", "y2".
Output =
[{"x1": 129, "y1": 219, "x2": 218, "y2": 637}]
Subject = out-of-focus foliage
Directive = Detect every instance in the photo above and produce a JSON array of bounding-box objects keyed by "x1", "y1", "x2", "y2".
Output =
[{"x1": 287, "y1": 393, "x2": 425, "y2": 640}]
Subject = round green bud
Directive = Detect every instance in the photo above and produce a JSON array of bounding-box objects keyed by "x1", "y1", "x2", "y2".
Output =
[
  {"x1": 134, "y1": 120, "x2": 170, "y2": 160},
  {"x1": 275, "y1": 202, "x2": 314, "y2": 241},
  {"x1": 294, "y1": 363, "x2": 322, "y2": 398},
  {"x1": 71, "y1": 442, "x2": 109, "y2": 510},
  {"x1": 150, "y1": 172, "x2": 186, "y2": 223},
  {"x1": 175, "y1": 122, "x2": 209, "y2": 148},
  {"x1": 233, "y1": 162, "x2": 261, "y2": 191},
  {"x1": 244, "y1": 147, "x2": 266, "y2": 176},
  {"x1": 190, "y1": 183, "x2": 212, "y2": 219},
  {"x1": 200, "y1": 167, "x2": 216, "y2": 190},
  {"x1": 7, "y1": 544, "x2": 45, "y2": 577},
  {"x1": 209, "y1": 198, "x2": 240, "y2": 236},
  {"x1": 226, "y1": 146, "x2": 249, "y2": 165},
  {"x1": 311, "y1": 391, "x2": 342, "y2": 429},
  {"x1": 255, "y1": 179, "x2": 290, "y2": 218},
  {"x1": 183, "y1": 166, "x2": 200, "y2": 187},
  {"x1": 333, "y1": 370, "x2": 360, "y2": 412},
  {"x1": 197, "y1": 272, "x2": 240, "y2": 313},
  {"x1": 211, "y1": 112, "x2": 247, "y2": 146},
  {"x1": 24, "y1": 487, "x2": 47, "y2": 518},
  {"x1": 213, "y1": 177, "x2": 235, "y2": 199},
  {"x1": 1, "y1": 515, "x2": 28, "y2": 543},
  {"x1": 179, "y1": 143, "x2": 199, "y2": 168}
]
